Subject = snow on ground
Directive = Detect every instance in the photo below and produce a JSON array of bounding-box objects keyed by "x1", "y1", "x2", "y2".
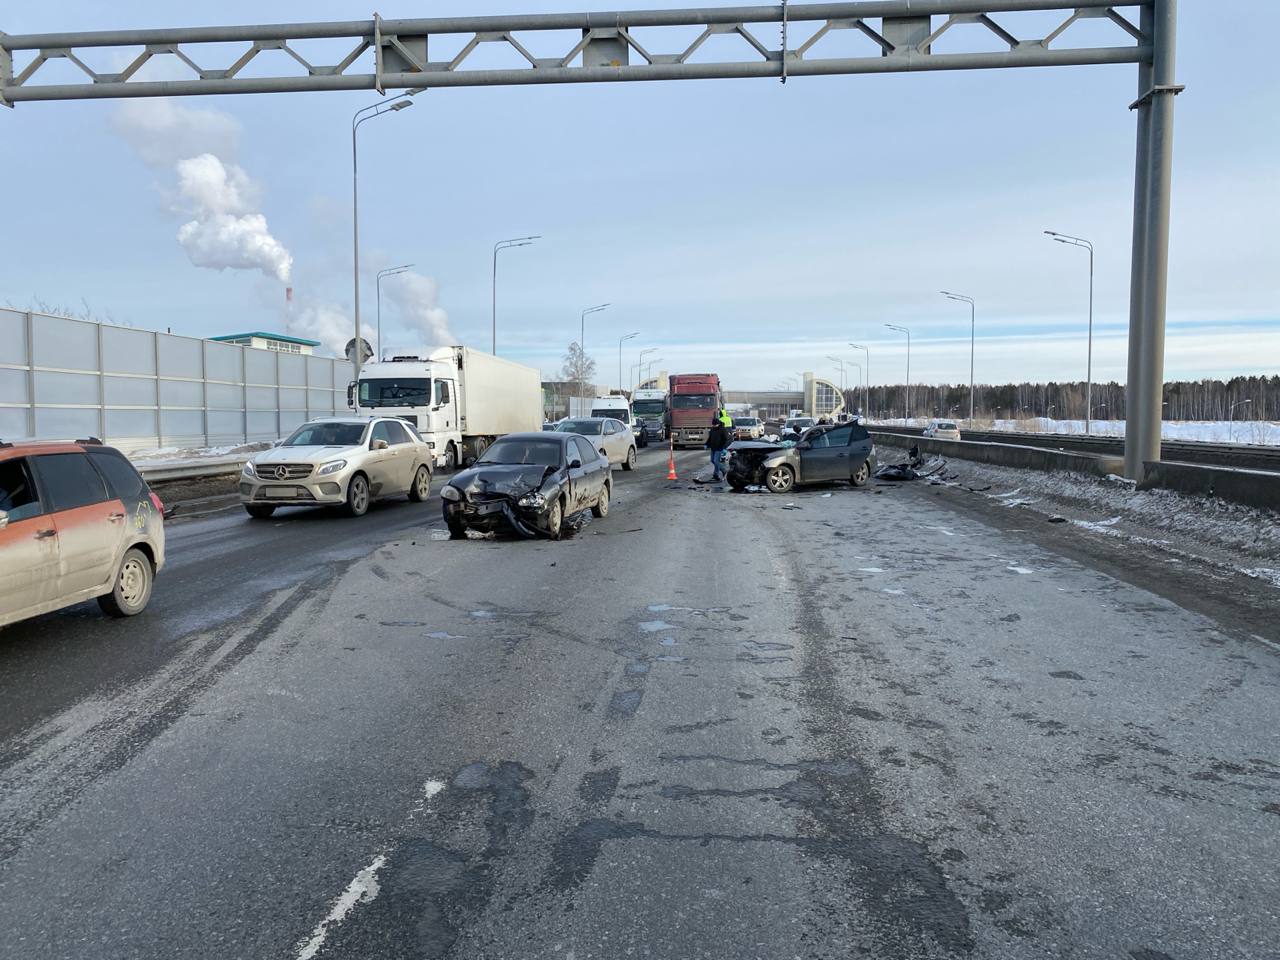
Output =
[
  {"x1": 871, "y1": 417, "x2": 1280, "y2": 445},
  {"x1": 922, "y1": 458, "x2": 1280, "y2": 592},
  {"x1": 128, "y1": 442, "x2": 271, "y2": 468}
]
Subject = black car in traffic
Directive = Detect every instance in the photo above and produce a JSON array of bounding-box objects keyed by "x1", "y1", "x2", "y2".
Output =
[{"x1": 439, "y1": 432, "x2": 611, "y2": 540}]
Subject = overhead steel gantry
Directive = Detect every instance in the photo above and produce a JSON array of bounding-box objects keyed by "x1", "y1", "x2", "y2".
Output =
[{"x1": 0, "y1": 1, "x2": 1180, "y2": 479}]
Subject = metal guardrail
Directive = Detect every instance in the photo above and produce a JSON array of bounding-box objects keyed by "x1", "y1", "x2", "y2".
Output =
[
  {"x1": 136, "y1": 457, "x2": 247, "y2": 483},
  {"x1": 869, "y1": 425, "x2": 1280, "y2": 472}
]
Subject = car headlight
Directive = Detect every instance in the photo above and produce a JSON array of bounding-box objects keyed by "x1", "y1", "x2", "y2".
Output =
[
  {"x1": 242, "y1": 462, "x2": 256, "y2": 477},
  {"x1": 440, "y1": 485, "x2": 462, "y2": 502},
  {"x1": 317, "y1": 459, "x2": 347, "y2": 476},
  {"x1": 517, "y1": 492, "x2": 546, "y2": 509}
]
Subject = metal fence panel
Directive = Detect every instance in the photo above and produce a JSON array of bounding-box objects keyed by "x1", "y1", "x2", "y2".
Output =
[
  {"x1": 0, "y1": 310, "x2": 355, "y2": 450},
  {"x1": 0, "y1": 310, "x2": 27, "y2": 365}
]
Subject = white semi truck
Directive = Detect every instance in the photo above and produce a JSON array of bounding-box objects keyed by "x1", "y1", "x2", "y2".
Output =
[{"x1": 351, "y1": 347, "x2": 542, "y2": 469}]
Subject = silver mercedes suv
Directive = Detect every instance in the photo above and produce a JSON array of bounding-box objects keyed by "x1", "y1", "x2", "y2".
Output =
[{"x1": 240, "y1": 417, "x2": 434, "y2": 518}]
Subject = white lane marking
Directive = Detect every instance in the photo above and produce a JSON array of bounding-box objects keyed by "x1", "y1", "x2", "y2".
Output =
[
  {"x1": 295, "y1": 854, "x2": 387, "y2": 960},
  {"x1": 858, "y1": 567, "x2": 885, "y2": 573},
  {"x1": 883, "y1": 588, "x2": 905, "y2": 595},
  {"x1": 1007, "y1": 566, "x2": 1033, "y2": 575}
]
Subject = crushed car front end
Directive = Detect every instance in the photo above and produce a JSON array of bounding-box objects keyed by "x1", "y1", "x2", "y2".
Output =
[
  {"x1": 441, "y1": 465, "x2": 564, "y2": 538},
  {"x1": 725, "y1": 441, "x2": 795, "y2": 487}
]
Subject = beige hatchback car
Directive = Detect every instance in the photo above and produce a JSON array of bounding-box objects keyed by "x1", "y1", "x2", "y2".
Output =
[{"x1": 240, "y1": 417, "x2": 434, "y2": 518}]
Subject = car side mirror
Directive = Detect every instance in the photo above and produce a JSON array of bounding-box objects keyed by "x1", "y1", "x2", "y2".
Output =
[
  {"x1": 372, "y1": 438, "x2": 389, "y2": 450},
  {"x1": 568, "y1": 459, "x2": 582, "y2": 469},
  {"x1": 0, "y1": 510, "x2": 8, "y2": 530},
  {"x1": 346, "y1": 382, "x2": 356, "y2": 407}
]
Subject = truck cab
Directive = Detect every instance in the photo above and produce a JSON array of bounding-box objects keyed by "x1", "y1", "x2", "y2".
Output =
[
  {"x1": 668, "y1": 373, "x2": 722, "y2": 448},
  {"x1": 351, "y1": 347, "x2": 542, "y2": 471},
  {"x1": 353, "y1": 357, "x2": 461, "y2": 468},
  {"x1": 631, "y1": 388, "x2": 668, "y2": 443}
]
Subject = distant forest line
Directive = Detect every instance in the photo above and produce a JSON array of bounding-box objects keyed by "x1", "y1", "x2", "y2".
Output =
[{"x1": 844, "y1": 376, "x2": 1278, "y2": 421}]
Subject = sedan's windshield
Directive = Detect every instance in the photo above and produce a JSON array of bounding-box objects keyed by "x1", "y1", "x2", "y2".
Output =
[
  {"x1": 671, "y1": 394, "x2": 715, "y2": 409},
  {"x1": 477, "y1": 439, "x2": 562, "y2": 466},
  {"x1": 557, "y1": 420, "x2": 602, "y2": 436},
  {"x1": 283, "y1": 423, "x2": 366, "y2": 447},
  {"x1": 358, "y1": 377, "x2": 430, "y2": 407}
]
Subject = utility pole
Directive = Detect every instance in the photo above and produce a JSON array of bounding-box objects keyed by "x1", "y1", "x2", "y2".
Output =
[
  {"x1": 1045, "y1": 231, "x2": 1095, "y2": 434},
  {"x1": 941, "y1": 292, "x2": 976, "y2": 425},
  {"x1": 884, "y1": 324, "x2": 911, "y2": 421}
]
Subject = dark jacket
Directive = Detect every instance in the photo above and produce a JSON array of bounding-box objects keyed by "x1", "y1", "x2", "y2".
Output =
[{"x1": 706, "y1": 422, "x2": 730, "y2": 451}]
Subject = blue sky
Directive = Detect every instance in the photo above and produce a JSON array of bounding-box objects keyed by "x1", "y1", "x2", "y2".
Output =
[{"x1": 2, "y1": 1, "x2": 1276, "y2": 390}]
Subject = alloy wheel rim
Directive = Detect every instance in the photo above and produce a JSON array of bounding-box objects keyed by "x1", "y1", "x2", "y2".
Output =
[
  {"x1": 417, "y1": 469, "x2": 430, "y2": 496},
  {"x1": 768, "y1": 470, "x2": 789, "y2": 491},
  {"x1": 354, "y1": 479, "x2": 367, "y2": 509}
]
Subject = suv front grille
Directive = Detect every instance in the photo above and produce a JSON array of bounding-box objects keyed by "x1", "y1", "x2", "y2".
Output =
[{"x1": 258, "y1": 463, "x2": 313, "y2": 480}]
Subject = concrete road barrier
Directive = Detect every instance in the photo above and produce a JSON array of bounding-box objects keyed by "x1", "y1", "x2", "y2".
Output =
[
  {"x1": 1140, "y1": 461, "x2": 1280, "y2": 512},
  {"x1": 872, "y1": 431, "x2": 1123, "y2": 477}
]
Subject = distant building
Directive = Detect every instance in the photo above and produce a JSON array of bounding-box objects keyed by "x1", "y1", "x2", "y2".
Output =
[{"x1": 209, "y1": 331, "x2": 320, "y2": 356}]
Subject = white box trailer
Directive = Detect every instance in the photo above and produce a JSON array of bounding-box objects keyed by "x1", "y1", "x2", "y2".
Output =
[{"x1": 353, "y1": 347, "x2": 542, "y2": 470}]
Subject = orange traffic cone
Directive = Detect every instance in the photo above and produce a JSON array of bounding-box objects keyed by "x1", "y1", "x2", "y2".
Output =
[{"x1": 666, "y1": 440, "x2": 678, "y2": 481}]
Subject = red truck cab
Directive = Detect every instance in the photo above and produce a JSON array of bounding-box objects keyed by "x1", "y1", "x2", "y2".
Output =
[{"x1": 667, "y1": 373, "x2": 722, "y2": 448}]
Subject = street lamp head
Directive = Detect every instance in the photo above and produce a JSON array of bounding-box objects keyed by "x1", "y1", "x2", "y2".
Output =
[{"x1": 390, "y1": 99, "x2": 413, "y2": 111}]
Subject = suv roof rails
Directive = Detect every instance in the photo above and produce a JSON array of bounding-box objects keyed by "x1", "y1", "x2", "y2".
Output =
[{"x1": 74, "y1": 436, "x2": 104, "y2": 445}]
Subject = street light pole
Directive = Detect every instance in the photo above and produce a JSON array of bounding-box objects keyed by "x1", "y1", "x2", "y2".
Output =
[
  {"x1": 845, "y1": 359, "x2": 862, "y2": 415},
  {"x1": 1045, "y1": 231, "x2": 1095, "y2": 433},
  {"x1": 884, "y1": 324, "x2": 911, "y2": 421},
  {"x1": 492, "y1": 235, "x2": 540, "y2": 354},
  {"x1": 941, "y1": 291, "x2": 976, "y2": 425},
  {"x1": 644, "y1": 357, "x2": 663, "y2": 388},
  {"x1": 352, "y1": 91, "x2": 418, "y2": 382},
  {"x1": 1229, "y1": 398, "x2": 1252, "y2": 442},
  {"x1": 579, "y1": 303, "x2": 609, "y2": 405},
  {"x1": 635, "y1": 347, "x2": 656, "y2": 390},
  {"x1": 618, "y1": 332, "x2": 638, "y2": 392},
  {"x1": 849, "y1": 342, "x2": 870, "y2": 419},
  {"x1": 376, "y1": 263, "x2": 413, "y2": 360}
]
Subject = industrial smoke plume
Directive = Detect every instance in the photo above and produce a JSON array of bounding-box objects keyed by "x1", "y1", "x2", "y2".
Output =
[{"x1": 111, "y1": 100, "x2": 292, "y2": 284}]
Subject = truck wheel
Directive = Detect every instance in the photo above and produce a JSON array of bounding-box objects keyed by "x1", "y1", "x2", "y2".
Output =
[
  {"x1": 591, "y1": 484, "x2": 610, "y2": 518},
  {"x1": 344, "y1": 473, "x2": 370, "y2": 517},
  {"x1": 765, "y1": 465, "x2": 795, "y2": 494},
  {"x1": 443, "y1": 443, "x2": 458, "y2": 471},
  {"x1": 851, "y1": 460, "x2": 871, "y2": 487},
  {"x1": 98, "y1": 548, "x2": 154, "y2": 618},
  {"x1": 622, "y1": 446, "x2": 636, "y2": 471},
  {"x1": 245, "y1": 504, "x2": 275, "y2": 519},
  {"x1": 409, "y1": 464, "x2": 432, "y2": 501}
]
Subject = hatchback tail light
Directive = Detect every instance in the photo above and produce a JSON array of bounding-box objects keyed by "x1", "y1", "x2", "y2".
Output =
[{"x1": 150, "y1": 491, "x2": 165, "y2": 514}]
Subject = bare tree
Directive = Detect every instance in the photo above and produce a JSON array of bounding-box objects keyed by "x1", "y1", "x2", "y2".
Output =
[{"x1": 561, "y1": 342, "x2": 597, "y2": 400}]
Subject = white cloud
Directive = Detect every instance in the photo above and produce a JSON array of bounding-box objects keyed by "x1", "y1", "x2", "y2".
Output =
[
  {"x1": 109, "y1": 99, "x2": 241, "y2": 168},
  {"x1": 384, "y1": 272, "x2": 453, "y2": 352}
]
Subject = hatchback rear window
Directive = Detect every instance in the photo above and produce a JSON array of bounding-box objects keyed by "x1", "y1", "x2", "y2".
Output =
[
  {"x1": 88, "y1": 447, "x2": 147, "y2": 501},
  {"x1": 30, "y1": 453, "x2": 110, "y2": 512}
]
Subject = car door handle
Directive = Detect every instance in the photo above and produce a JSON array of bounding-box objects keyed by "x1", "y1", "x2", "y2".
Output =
[
  {"x1": 108, "y1": 512, "x2": 126, "y2": 522},
  {"x1": 34, "y1": 529, "x2": 56, "y2": 540}
]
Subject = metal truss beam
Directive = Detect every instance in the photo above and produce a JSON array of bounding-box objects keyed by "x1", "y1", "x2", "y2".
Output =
[{"x1": 1, "y1": 1, "x2": 1147, "y2": 103}]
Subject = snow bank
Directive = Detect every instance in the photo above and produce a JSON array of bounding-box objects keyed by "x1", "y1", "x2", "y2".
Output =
[{"x1": 871, "y1": 418, "x2": 1280, "y2": 446}]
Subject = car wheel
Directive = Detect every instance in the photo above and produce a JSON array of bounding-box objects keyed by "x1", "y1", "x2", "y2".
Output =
[
  {"x1": 591, "y1": 484, "x2": 610, "y2": 518},
  {"x1": 443, "y1": 443, "x2": 458, "y2": 471},
  {"x1": 245, "y1": 504, "x2": 275, "y2": 519},
  {"x1": 622, "y1": 446, "x2": 636, "y2": 471},
  {"x1": 344, "y1": 473, "x2": 370, "y2": 517},
  {"x1": 546, "y1": 497, "x2": 564, "y2": 541},
  {"x1": 98, "y1": 547, "x2": 154, "y2": 618},
  {"x1": 408, "y1": 464, "x2": 432, "y2": 502},
  {"x1": 765, "y1": 465, "x2": 795, "y2": 494},
  {"x1": 851, "y1": 460, "x2": 871, "y2": 487}
]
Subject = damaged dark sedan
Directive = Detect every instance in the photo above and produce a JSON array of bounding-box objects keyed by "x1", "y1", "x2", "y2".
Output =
[
  {"x1": 439, "y1": 433, "x2": 611, "y2": 540},
  {"x1": 726, "y1": 421, "x2": 876, "y2": 494}
]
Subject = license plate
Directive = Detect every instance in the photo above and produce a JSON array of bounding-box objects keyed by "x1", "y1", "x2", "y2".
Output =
[{"x1": 266, "y1": 486, "x2": 297, "y2": 498}]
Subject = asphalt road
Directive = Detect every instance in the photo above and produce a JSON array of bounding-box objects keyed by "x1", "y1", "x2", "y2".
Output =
[{"x1": 0, "y1": 445, "x2": 1276, "y2": 960}]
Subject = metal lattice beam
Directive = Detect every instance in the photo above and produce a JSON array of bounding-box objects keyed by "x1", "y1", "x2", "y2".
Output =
[{"x1": 1, "y1": 1, "x2": 1147, "y2": 104}]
